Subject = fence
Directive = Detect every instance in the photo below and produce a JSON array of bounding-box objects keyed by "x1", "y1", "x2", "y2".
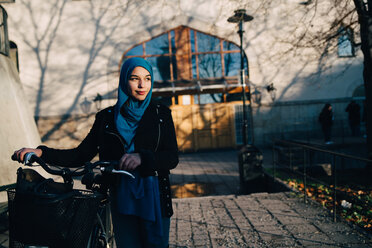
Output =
[{"x1": 271, "y1": 139, "x2": 371, "y2": 222}]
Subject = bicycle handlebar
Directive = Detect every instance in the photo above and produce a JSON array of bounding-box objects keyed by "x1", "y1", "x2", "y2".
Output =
[{"x1": 11, "y1": 152, "x2": 135, "y2": 179}]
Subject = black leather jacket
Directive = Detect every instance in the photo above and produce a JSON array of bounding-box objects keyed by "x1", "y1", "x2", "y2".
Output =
[{"x1": 39, "y1": 102, "x2": 179, "y2": 217}]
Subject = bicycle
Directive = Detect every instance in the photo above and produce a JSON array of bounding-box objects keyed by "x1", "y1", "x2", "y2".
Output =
[{"x1": 8, "y1": 152, "x2": 134, "y2": 248}]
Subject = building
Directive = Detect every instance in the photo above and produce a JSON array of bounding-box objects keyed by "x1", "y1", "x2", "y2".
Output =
[{"x1": 1, "y1": 0, "x2": 365, "y2": 151}]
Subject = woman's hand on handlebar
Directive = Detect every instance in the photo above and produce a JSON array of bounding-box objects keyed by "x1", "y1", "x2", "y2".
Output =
[
  {"x1": 119, "y1": 153, "x2": 141, "y2": 171},
  {"x1": 12, "y1": 148, "x2": 42, "y2": 163}
]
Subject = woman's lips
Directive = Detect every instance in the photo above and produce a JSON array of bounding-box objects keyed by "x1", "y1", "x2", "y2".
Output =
[{"x1": 136, "y1": 91, "x2": 146, "y2": 95}]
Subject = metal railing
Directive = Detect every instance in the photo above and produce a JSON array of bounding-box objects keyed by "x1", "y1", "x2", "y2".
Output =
[{"x1": 271, "y1": 139, "x2": 371, "y2": 222}]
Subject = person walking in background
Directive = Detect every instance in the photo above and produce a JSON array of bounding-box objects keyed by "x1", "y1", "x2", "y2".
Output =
[
  {"x1": 319, "y1": 103, "x2": 334, "y2": 144},
  {"x1": 345, "y1": 100, "x2": 361, "y2": 136}
]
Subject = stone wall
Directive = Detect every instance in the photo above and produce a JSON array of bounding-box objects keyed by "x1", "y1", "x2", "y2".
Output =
[{"x1": 37, "y1": 114, "x2": 95, "y2": 149}]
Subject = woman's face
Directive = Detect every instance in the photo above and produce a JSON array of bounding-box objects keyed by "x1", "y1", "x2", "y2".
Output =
[{"x1": 127, "y1": 66, "x2": 151, "y2": 101}]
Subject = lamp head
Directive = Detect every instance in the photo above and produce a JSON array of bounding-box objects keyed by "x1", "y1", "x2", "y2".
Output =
[{"x1": 227, "y1": 9, "x2": 254, "y2": 23}]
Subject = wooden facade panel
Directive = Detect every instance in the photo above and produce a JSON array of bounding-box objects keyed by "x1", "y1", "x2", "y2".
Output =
[
  {"x1": 173, "y1": 107, "x2": 193, "y2": 151},
  {"x1": 171, "y1": 103, "x2": 236, "y2": 151},
  {"x1": 174, "y1": 27, "x2": 192, "y2": 80},
  {"x1": 195, "y1": 106, "x2": 212, "y2": 130},
  {"x1": 196, "y1": 129, "x2": 213, "y2": 149},
  {"x1": 213, "y1": 106, "x2": 230, "y2": 127}
]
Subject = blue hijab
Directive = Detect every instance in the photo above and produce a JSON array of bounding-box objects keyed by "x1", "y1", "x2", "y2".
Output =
[
  {"x1": 114, "y1": 57, "x2": 153, "y2": 152},
  {"x1": 115, "y1": 58, "x2": 164, "y2": 244}
]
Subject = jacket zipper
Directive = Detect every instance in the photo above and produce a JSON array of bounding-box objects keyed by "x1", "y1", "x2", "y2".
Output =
[
  {"x1": 106, "y1": 131, "x2": 126, "y2": 153},
  {"x1": 155, "y1": 107, "x2": 161, "y2": 152}
]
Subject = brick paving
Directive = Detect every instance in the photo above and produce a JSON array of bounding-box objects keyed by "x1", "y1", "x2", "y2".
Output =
[
  {"x1": 169, "y1": 192, "x2": 372, "y2": 247},
  {"x1": 169, "y1": 149, "x2": 372, "y2": 247},
  {"x1": 1, "y1": 148, "x2": 372, "y2": 247}
]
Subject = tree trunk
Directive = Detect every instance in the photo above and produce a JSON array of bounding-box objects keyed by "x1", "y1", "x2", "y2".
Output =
[{"x1": 353, "y1": 0, "x2": 372, "y2": 167}]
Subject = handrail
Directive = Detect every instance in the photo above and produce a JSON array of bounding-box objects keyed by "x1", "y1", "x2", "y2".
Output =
[
  {"x1": 275, "y1": 139, "x2": 372, "y2": 163},
  {"x1": 272, "y1": 139, "x2": 371, "y2": 223}
]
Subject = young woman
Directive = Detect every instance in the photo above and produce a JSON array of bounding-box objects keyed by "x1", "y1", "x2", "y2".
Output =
[{"x1": 13, "y1": 57, "x2": 179, "y2": 247}]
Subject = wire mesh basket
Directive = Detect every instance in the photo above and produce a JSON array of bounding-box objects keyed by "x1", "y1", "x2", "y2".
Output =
[{"x1": 7, "y1": 188, "x2": 103, "y2": 248}]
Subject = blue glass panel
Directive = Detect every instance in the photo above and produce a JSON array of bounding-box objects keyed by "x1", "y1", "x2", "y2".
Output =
[
  {"x1": 146, "y1": 55, "x2": 177, "y2": 81},
  {"x1": 194, "y1": 93, "x2": 223, "y2": 104},
  {"x1": 197, "y1": 32, "x2": 220, "y2": 52},
  {"x1": 224, "y1": 53, "x2": 249, "y2": 77},
  {"x1": 223, "y1": 41, "x2": 240, "y2": 51},
  {"x1": 224, "y1": 53, "x2": 240, "y2": 77},
  {"x1": 146, "y1": 57, "x2": 166, "y2": 81},
  {"x1": 171, "y1": 55, "x2": 177, "y2": 80},
  {"x1": 146, "y1": 33, "x2": 169, "y2": 55},
  {"x1": 171, "y1": 31, "x2": 176, "y2": 53},
  {"x1": 190, "y1": 30, "x2": 195, "y2": 53},
  {"x1": 198, "y1": 54, "x2": 222, "y2": 78},
  {"x1": 192, "y1": 55, "x2": 197, "y2": 79},
  {"x1": 126, "y1": 44, "x2": 143, "y2": 56},
  {"x1": 244, "y1": 56, "x2": 249, "y2": 77}
]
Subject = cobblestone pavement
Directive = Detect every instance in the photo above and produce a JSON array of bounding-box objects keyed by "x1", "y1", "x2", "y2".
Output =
[
  {"x1": 169, "y1": 192, "x2": 372, "y2": 248},
  {"x1": 1, "y1": 148, "x2": 372, "y2": 247}
]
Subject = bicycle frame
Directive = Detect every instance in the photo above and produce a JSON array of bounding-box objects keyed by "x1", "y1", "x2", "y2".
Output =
[{"x1": 9, "y1": 152, "x2": 134, "y2": 248}]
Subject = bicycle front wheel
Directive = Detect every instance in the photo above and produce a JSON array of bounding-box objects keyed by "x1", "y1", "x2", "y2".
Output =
[{"x1": 88, "y1": 203, "x2": 114, "y2": 248}]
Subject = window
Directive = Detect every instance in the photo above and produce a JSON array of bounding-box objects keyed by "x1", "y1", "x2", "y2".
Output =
[
  {"x1": 0, "y1": 6, "x2": 9, "y2": 56},
  {"x1": 122, "y1": 26, "x2": 248, "y2": 82},
  {"x1": 338, "y1": 27, "x2": 355, "y2": 57},
  {"x1": 9, "y1": 41, "x2": 19, "y2": 71},
  {"x1": 121, "y1": 26, "x2": 249, "y2": 105}
]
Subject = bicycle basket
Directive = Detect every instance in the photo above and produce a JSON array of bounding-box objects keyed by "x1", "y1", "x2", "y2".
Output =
[{"x1": 7, "y1": 170, "x2": 104, "y2": 248}]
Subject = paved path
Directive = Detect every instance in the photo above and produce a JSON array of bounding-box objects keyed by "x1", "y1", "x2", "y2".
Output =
[
  {"x1": 168, "y1": 149, "x2": 372, "y2": 247},
  {"x1": 170, "y1": 149, "x2": 240, "y2": 197},
  {"x1": 1, "y1": 148, "x2": 371, "y2": 247},
  {"x1": 170, "y1": 192, "x2": 372, "y2": 247}
]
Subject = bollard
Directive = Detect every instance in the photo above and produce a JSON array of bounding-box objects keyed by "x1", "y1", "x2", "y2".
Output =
[{"x1": 238, "y1": 145, "x2": 264, "y2": 194}]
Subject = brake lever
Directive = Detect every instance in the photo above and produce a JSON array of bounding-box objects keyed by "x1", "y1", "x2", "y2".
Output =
[
  {"x1": 100, "y1": 166, "x2": 135, "y2": 179},
  {"x1": 24, "y1": 152, "x2": 36, "y2": 166}
]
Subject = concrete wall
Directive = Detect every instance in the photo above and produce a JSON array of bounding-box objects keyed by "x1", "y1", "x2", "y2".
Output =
[
  {"x1": 252, "y1": 98, "x2": 363, "y2": 146},
  {"x1": 0, "y1": 55, "x2": 41, "y2": 201}
]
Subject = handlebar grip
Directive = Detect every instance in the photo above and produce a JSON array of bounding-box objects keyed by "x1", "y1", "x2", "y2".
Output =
[
  {"x1": 11, "y1": 154, "x2": 17, "y2": 161},
  {"x1": 11, "y1": 152, "x2": 37, "y2": 165}
]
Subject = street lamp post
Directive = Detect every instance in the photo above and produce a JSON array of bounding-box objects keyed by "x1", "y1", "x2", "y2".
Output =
[
  {"x1": 228, "y1": 9, "x2": 263, "y2": 195},
  {"x1": 228, "y1": 9, "x2": 253, "y2": 146}
]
